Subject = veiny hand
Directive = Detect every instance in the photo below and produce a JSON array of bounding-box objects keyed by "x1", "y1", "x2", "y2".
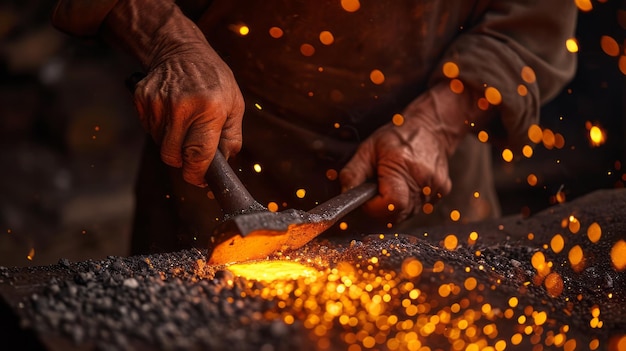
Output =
[
  {"x1": 340, "y1": 118, "x2": 453, "y2": 224},
  {"x1": 133, "y1": 44, "x2": 245, "y2": 187}
]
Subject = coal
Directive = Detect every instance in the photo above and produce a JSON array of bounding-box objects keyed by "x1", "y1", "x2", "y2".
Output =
[{"x1": 1, "y1": 189, "x2": 626, "y2": 350}]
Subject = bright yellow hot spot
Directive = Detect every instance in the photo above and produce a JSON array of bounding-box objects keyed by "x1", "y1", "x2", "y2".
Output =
[
  {"x1": 521, "y1": 66, "x2": 536, "y2": 83},
  {"x1": 267, "y1": 201, "x2": 279, "y2": 212},
  {"x1": 401, "y1": 257, "x2": 423, "y2": 278},
  {"x1": 485, "y1": 87, "x2": 502, "y2": 105},
  {"x1": 575, "y1": 0, "x2": 593, "y2": 11},
  {"x1": 443, "y1": 62, "x2": 460, "y2": 78},
  {"x1": 238, "y1": 25, "x2": 250, "y2": 36},
  {"x1": 534, "y1": 311, "x2": 548, "y2": 325},
  {"x1": 522, "y1": 145, "x2": 533, "y2": 158},
  {"x1": 478, "y1": 130, "x2": 489, "y2": 143},
  {"x1": 550, "y1": 234, "x2": 565, "y2": 254},
  {"x1": 444, "y1": 234, "x2": 458, "y2": 250},
  {"x1": 269, "y1": 26, "x2": 283, "y2": 38},
  {"x1": 502, "y1": 149, "x2": 513, "y2": 162},
  {"x1": 508, "y1": 296, "x2": 519, "y2": 308},
  {"x1": 527, "y1": 173, "x2": 538, "y2": 187},
  {"x1": 587, "y1": 222, "x2": 602, "y2": 243},
  {"x1": 296, "y1": 188, "x2": 306, "y2": 198},
  {"x1": 600, "y1": 35, "x2": 620, "y2": 57},
  {"x1": 392, "y1": 113, "x2": 404, "y2": 126},
  {"x1": 566, "y1": 38, "x2": 579, "y2": 53},
  {"x1": 450, "y1": 210, "x2": 461, "y2": 222},
  {"x1": 611, "y1": 240, "x2": 626, "y2": 271},
  {"x1": 227, "y1": 260, "x2": 319, "y2": 282},
  {"x1": 27, "y1": 247, "x2": 35, "y2": 261},
  {"x1": 341, "y1": 0, "x2": 360, "y2": 12},
  {"x1": 469, "y1": 231, "x2": 479, "y2": 241},
  {"x1": 528, "y1": 124, "x2": 543, "y2": 144},
  {"x1": 568, "y1": 245, "x2": 584, "y2": 266},
  {"x1": 253, "y1": 163, "x2": 262, "y2": 173},
  {"x1": 319, "y1": 31, "x2": 334, "y2": 45},
  {"x1": 370, "y1": 69, "x2": 385, "y2": 85},
  {"x1": 589, "y1": 125, "x2": 606, "y2": 146}
]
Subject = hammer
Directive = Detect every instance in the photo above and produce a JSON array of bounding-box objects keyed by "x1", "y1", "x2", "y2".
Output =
[{"x1": 206, "y1": 151, "x2": 377, "y2": 265}]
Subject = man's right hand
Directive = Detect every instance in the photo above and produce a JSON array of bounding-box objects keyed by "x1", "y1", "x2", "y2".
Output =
[{"x1": 104, "y1": 0, "x2": 244, "y2": 187}]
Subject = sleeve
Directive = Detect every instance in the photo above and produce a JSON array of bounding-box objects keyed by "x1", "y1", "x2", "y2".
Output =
[
  {"x1": 51, "y1": 0, "x2": 212, "y2": 37},
  {"x1": 429, "y1": 0, "x2": 578, "y2": 151}
]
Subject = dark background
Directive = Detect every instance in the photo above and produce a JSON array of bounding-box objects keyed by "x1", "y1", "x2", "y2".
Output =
[{"x1": 0, "y1": 1, "x2": 624, "y2": 267}]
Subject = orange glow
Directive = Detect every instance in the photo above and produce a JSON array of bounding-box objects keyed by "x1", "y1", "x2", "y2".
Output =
[
  {"x1": 443, "y1": 62, "x2": 460, "y2": 78},
  {"x1": 485, "y1": 87, "x2": 502, "y2": 105},
  {"x1": 341, "y1": 0, "x2": 360, "y2": 12},
  {"x1": 27, "y1": 247, "x2": 35, "y2": 261},
  {"x1": 422, "y1": 203, "x2": 434, "y2": 214},
  {"x1": 325, "y1": 169, "x2": 338, "y2": 180},
  {"x1": 387, "y1": 203, "x2": 395, "y2": 211},
  {"x1": 401, "y1": 257, "x2": 423, "y2": 278},
  {"x1": 267, "y1": 201, "x2": 279, "y2": 212},
  {"x1": 227, "y1": 261, "x2": 320, "y2": 282},
  {"x1": 522, "y1": 145, "x2": 533, "y2": 158},
  {"x1": 600, "y1": 36, "x2": 620, "y2": 57},
  {"x1": 545, "y1": 272, "x2": 564, "y2": 297},
  {"x1": 568, "y1": 245, "x2": 584, "y2": 270},
  {"x1": 238, "y1": 25, "x2": 250, "y2": 36},
  {"x1": 477, "y1": 97, "x2": 489, "y2": 111},
  {"x1": 300, "y1": 43, "x2": 315, "y2": 56},
  {"x1": 502, "y1": 149, "x2": 513, "y2": 162},
  {"x1": 550, "y1": 234, "x2": 565, "y2": 254},
  {"x1": 296, "y1": 188, "x2": 306, "y2": 198},
  {"x1": 517, "y1": 84, "x2": 528, "y2": 96},
  {"x1": 554, "y1": 133, "x2": 566, "y2": 149},
  {"x1": 392, "y1": 113, "x2": 405, "y2": 126},
  {"x1": 575, "y1": 0, "x2": 593, "y2": 12},
  {"x1": 587, "y1": 222, "x2": 602, "y2": 243},
  {"x1": 477, "y1": 130, "x2": 489, "y2": 143},
  {"x1": 319, "y1": 31, "x2": 334, "y2": 45},
  {"x1": 521, "y1": 66, "x2": 536, "y2": 83},
  {"x1": 444, "y1": 234, "x2": 458, "y2": 250},
  {"x1": 568, "y1": 216, "x2": 581, "y2": 234},
  {"x1": 542, "y1": 128, "x2": 556, "y2": 149},
  {"x1": 610, "y1": 240, "x2": 626, "y2": 271},
  {"x1": 449, "y1": 210, "x2": 461, "y2": 222},
  {"x1": 370, "y1": 69, "x2": 385, "y2": 85},
  {"x1": 528, "y1": 124, "x2": 543, "y2": 144},
  {"x1": 619, "y1": 56, "x2": 626, "y2": 75},
  {"x1": 531, "y1": 251, "x2": 546, "y2": 270},
  {"x1": 527, "y1": 174, "x2": 538, "y2": 186},
  {"x1": 450, "y1": 79, "x2": 464, "y2": 93},
  {"x1": 566, "y1": 38, "x2": 579, "y2": 53},
  {"x1": 269, "y1": 26, "x2": 283, "y2": 38},
  {"x1": 339, "y1": 221, "x2": 348, "y2": 230}
]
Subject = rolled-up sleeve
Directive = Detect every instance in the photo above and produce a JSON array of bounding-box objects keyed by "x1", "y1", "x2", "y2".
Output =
[{"x1": 429, "y1": 0, "x2": 578, "y2": 150}]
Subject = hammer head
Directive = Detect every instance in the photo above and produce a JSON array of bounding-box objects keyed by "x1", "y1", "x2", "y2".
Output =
[{"x1": 207, "y1": 209, "x2": 330, "y2": 265}]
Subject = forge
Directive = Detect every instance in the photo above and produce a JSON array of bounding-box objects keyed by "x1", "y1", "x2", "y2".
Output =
[{"x1": 1, "y1": 189, "x2": 625, "y2": 351}]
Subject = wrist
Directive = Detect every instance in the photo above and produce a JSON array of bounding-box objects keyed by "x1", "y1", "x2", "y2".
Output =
[{"x1": 101, "y1": 0, "x2": 207, "y2": 70}]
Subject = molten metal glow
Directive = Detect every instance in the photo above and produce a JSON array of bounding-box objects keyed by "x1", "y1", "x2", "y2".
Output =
[{"x1": 227, "y1": 260, "x2": 320, "y2": 282}]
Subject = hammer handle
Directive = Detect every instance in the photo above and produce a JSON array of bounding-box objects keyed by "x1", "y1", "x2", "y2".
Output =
[{"x1": 205, "y1": 150, "x2": 267, "y2": 216}]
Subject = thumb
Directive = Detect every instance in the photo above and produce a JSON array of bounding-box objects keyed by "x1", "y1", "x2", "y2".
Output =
[{"x1": 340, "y1": 140, "x2": 375, "y2": 192}]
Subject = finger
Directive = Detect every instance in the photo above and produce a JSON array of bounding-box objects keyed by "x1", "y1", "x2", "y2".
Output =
[
  {"x1": 365, "y1": 171, "x2": 414, "y2": 223},
  {"x1": 340, "y1": 140, "x2": 375, "y2": 191},
  {"x1": 218, "y1": 91, "x2": 245, "y2": 159},
  {"x1": 160, "y1": 119, "x2": 184, "y2": 169},
  {"x1": 182, "y1": 119, "x2": 221, "y2": 186}
]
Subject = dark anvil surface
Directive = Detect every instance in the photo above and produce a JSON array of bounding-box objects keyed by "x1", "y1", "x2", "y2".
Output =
[{"x1": 1, "y1": 188, "x2": 625, "y2": 351}]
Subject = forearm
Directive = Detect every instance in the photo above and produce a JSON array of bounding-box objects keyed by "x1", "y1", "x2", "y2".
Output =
[{"x1": 427, "y1": 0, "x2": 577, "y2": 150}]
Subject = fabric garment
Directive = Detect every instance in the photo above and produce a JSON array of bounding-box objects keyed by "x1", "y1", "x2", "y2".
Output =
[{"x1": 52, "y1": 0, "x2": 577, "y2": 254}]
